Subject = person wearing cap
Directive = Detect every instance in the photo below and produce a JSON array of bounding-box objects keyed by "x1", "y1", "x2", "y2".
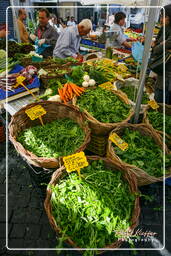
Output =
[
  {"x1": 17, "y1": 8, "x2": 29, "y2": 43},
  {"x1": 110, "y1": 12, "x2": 132, "y2": 49},
  {"x1": 53, "y1": 19, "x2": 92, "y2": 59},
  {"x1": 152, "y1": 4, "x2": 171, "y2": 104}
]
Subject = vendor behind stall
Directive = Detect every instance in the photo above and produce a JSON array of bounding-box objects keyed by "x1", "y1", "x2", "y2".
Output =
[
  {"x1": 53, "y1": 19, "x2": 92, "y2": 59},
  {"x1": 110, "y1": 12, "x2": 132, "y2": 49},
  {"x1": 30, "y1": 8, "x2": 58, "y2": 57},
  {"x1": 17, "y1": 9, "x2": 29, "y2": 43}
]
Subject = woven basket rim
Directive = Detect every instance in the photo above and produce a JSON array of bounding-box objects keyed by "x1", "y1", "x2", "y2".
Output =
[
  {"x1": 44, "y1": 156, "x2": 140, "y2": 250},
  {"x1": 9, "y1": 101, "x2": 91, "y2": 168},
  {"x1": 107, "y1": 123, "x2": 171, "y2": 186}
]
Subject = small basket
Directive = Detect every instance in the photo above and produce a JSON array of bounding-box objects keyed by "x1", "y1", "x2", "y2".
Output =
[
  {"x1": 9, "y1": 102, "x2": 91, "y2": 169},
  {"x1": 107, "y1": 123, "x2": 171, "y2": 186},
  {"x1": 44, "y1": 156, "x2": 140, "y2": 252}
]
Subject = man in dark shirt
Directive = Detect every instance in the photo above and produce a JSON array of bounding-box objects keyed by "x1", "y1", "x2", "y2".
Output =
[{"x1": 30, "y1": 8, "x2": 58, "y2": 57}]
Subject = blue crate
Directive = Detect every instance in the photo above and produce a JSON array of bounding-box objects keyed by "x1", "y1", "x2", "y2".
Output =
[
  {"x1": 165, "y1": 178, "x2": 171, "y2": 186},
  {"x1": 80, "y1": 38, "x2": 105, "y2": 49},
  {"x1": 0, "y1": 65, "x2": 40, "y2": 100}
]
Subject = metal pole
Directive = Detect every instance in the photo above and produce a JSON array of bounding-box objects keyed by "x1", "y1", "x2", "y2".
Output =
[{"x1": 133, "y1": 0, "x2": 160, "y2": 123}]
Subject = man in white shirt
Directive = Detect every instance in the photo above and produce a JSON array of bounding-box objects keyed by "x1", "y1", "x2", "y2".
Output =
[
  {"x1": 53, "y1": 19, "x2": 92, "y2": 59},
  {"x1": 110, "y1": 12, "x2": 132, "y2": 49},
  {"x1": 67, "y1": 16, "x2": 76, "y2": 27}
]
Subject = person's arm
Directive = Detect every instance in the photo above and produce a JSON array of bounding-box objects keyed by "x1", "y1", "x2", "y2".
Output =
[
  {"x1": 116, "y1": 31, "x2": 131, "y2": 49},
  {"x1": 153, "y1": 33, "x2": 171, "y2": 55},
  {"x1": 122, "y1": 40, "x2": 132, "y2": 49},
  {"x1": 17, "y1": 20, "x2": 29, "y2": 43},
  {"x1": 44, "y1": 28, "x2": 58, "y2": 47}
]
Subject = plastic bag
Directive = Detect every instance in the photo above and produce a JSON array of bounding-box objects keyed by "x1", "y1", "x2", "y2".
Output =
[
  {"x1": 35, "y1": 39, "x2": 50, "y2": 54},
  {"x1": 132, "y1": 41, "x2": 144, "y2": 63}
]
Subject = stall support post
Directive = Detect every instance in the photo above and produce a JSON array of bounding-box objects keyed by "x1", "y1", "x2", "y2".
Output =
[{"x1": 133, "y1": 0, "x2": 161, "y2": 124}]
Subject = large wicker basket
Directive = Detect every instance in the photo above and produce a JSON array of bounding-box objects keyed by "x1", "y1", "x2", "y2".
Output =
[
  {"x1": 73, "y1": 88, "x2": 134, "y2": 136},
  {"x1": 9, "y1": 101, "x2": 91, "y2": 169},
  {"x1": 143, "y1": 103, "x2": 171, "y2": 140},
  {"x1": 107, "y1": 123, "x2": 171, "y2": 186},
  {"x1": 44, "y1": 156, "x2": 140, "y2": 252}
]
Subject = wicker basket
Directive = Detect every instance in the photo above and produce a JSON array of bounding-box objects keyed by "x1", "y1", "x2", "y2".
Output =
[
  {"x1": 86, "y1": 134, "x2": 108, "y2": 156},
  {"x1": 107, "y1": 123, "x2": 171, "y2": 186},
  {"x1": 143, "y1": 103, "x2": 171, "y2": 140},
  {"x1": 9, "y1": 101, "x2": 91, "y2": 169},
  {"x1": 44, "y1": 156, "x2": 140, "y2": 252},
  {"x1": 73, "y1": 88, "x2": 134, "y2": 136}
]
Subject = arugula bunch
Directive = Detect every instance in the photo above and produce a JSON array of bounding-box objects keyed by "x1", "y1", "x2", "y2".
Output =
[
  {"x1": 121, "y1": 86, "x2": 149, "y2": 104},
  {"x1": 113, "y1": 128, "x2": 171, "y2": 177},
  {"x1": 51, "y1": 160, "x2": 136, "y2": 254},
  {"x1": 17, "y1": 118, "x2": 85, "y2": 158},
  {"x1": 77, "y1": 87, "x2": 131, "y2": 123},
  {"x1": 147, "y1": 109, "x2": 171, "y2": 136}
]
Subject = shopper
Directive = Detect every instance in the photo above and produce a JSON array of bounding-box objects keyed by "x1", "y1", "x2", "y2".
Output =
[
  {"x1": 30, "y1": 8, "x2": 58, "y2": 57},
  {"x1": 67, "y1": 16, "x2": 76, "y2": 26},
  {"x1": 110, "y1": 12, "x2": 132, "y2": 49},
  {"x1": 17, "y1": 8, "x2": 29, "y2": 43},
  {"x1": 53, "y1": 19, "x2": 92, "y2": 59},
  {"x1": 152, "y1": 4, "x2": 171, "y2": 104}
]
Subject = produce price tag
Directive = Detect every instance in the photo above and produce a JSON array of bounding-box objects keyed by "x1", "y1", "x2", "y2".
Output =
[
  {"x1": 25, "y1": 105, "x2": 46, "y2": 121},
  {"x1": 14, "y1": 76, "x2": 26, "y2": 88},
  {"x1": 148, "y1": 100, "x2": 159, "y2": 109},
  {"x1": 99, "y1": 82, "x2": 114, "y2": 91},
  {"x1": 63, "y1": 151, "x2": 88, "y2": 174},
  {"x1": 109, "y1": 133, "x2": 128, "y2": 151}
]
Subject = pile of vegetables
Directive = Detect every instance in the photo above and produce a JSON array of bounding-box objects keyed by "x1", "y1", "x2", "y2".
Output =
[
  {"x1": 51, "y1": 160, "x2": 136, "y2": 254},
  {"x1": 17, "y1": 118, "x2": 85, "y2": 158},
  {"x1": 113, "y1": 128, "x2": 171, "y2": 177},
  {"x1": 147, "y1": 109, "x2": 171, "y2": 136},
  {"x1": 77, "y1": 87, "x2": 131, "y2": 123},
  {"x1": 58, "y1": 82, "x2": 85, "y2": 103},
  {"x1": 82, "y1": 74, "x2": 96, "y2": 87},
  {"x1": 121, "y1": 86, "x2": 149, "y2": 104}
]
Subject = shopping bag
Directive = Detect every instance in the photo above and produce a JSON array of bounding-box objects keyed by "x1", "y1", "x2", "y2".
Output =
[{"x1": 132, "y1": 41, "x2": 144, "y2": 63}]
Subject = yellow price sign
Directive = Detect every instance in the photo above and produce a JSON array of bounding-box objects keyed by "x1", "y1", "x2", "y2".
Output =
[
  {"x1": 148, "y1": 100, "x2": 159, "y2": 110},
  {"x1": 25, "y1": 105, "x2": 46, "y2": 121},
  {"x1": 63, "y1": 152, "x2": 88, "y2": 175},
  {"x1": 14, "y1": 76, "x2": 26, "y2": 88},
  {"x1": 99, "y1": 82, "x2": 114, "y2": 91},
  {"x1": 109, "y1": 133, "x2": 128, "y2": 151}
]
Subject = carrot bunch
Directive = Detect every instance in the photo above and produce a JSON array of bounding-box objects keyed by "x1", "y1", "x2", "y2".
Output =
[{"x1": 58, "y1": 82, "x2": 85, "y2": 104}]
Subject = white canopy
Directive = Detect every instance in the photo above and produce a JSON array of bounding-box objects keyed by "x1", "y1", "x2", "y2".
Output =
[{"x1": 81, "y1": 0, "x2": 152, "y2": 6}]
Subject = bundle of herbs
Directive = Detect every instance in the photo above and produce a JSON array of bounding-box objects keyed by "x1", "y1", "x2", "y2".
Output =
[
  {"x1": 147, "y1": 109, "x2": 171, "y2": 136},
  {"x1": 112, "y1": 128, "x2": 171, "y2": 177},
  {"x1": 121, "y1": 86, "x2": 149, "y2": 105},
  {"x1": 77, "y1": 87, "x2": 131, "y2": 123},
  {"x1": 17, "y1": 118, "x2": 85, "y2": 158},
  {"x1": 50, "y1": 159, "x2": 137, "y2": 255}
]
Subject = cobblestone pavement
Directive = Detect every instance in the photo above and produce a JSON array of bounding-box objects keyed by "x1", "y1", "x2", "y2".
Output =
[{"x1": 0, "y1": 140, "x2": 171, "y2": 256}]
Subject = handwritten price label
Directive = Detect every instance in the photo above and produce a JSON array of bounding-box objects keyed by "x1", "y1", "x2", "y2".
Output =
[
  {"x1": 25, "y1": 105, "x2": 46, "y2": 121},
  {"x1": 148, "y1": 100, "x2": 159, "y2": 110},
  {"x1": 63, "y1": 151, "x2": 88, "y2": 173},
  {"x1": 14, "y1": 76, "x2": 26, "y2": 88},
  {"x1": 109, "y1": 133, "x2": 128, "y2": 151}
]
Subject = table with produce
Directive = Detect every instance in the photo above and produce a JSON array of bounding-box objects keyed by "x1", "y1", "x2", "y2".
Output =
[{"x1": 1, "y1": 39, "x2": 171, "y2": 254}]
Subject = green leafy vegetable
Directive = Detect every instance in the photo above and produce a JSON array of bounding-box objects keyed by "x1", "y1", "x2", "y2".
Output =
[
  {"x1": 147, "y1": 109, "x2": 171, "y2": 136},
  {"x1": 17, "y1": 118, "x2": 85, "y2": 158},
  {"x1": 77, "y1": 87, "x2": 131, "y2": 123},
  {"x1": 121, "y1": 86, "x2": 149, "y2": 104},
  {"x1": 113, "y1": 128, "x2": 171, "y2": 177},
  {"x1": 51, "y1": 160, "x2": 136, "y2": 255}
]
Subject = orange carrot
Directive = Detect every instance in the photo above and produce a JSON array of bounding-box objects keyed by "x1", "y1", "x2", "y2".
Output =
[
  {"x1": 63, "y1": 83, "x2": 68, "y2": 96},
  {"x1": 58, "y1": 88, "x2": 64, "y2": 101}
]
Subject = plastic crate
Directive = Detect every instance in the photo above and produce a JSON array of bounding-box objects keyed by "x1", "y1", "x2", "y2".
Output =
[
  {"x1": 81, "y1": 38, "x2": 105, "y2": 49},
  {"x1": 0, "y1": 64, "x2": 40, "y2": 100}
]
